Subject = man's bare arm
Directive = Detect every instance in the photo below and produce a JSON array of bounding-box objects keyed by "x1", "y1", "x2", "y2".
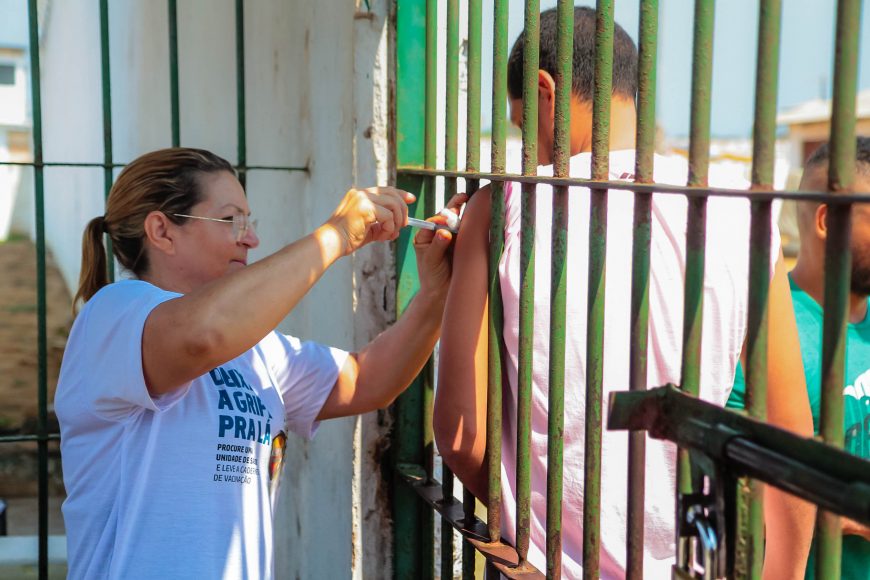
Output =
[
  {"x1": 433, "y1": 188, "x2": 493, "y2": 501},
  {"x1": 755, "y1": 254, "x2": 817, "y2": 580}
]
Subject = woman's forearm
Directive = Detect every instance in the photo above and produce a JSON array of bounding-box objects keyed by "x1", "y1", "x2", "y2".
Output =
[
  {"x1": 315, "y1": 289, "x2": 446, "y2": 420},
  {"x1": 352, "y1": 289, "x2": 446, "y2": 406}
]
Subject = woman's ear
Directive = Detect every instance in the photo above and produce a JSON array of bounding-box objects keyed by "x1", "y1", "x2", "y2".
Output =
[{"x1": 143, "y1": 211, "x2": 177, "y2": 256}]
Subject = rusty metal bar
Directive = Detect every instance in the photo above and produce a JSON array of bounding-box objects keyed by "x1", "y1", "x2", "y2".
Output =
[
  {"x1": 583, "y1": 3, "x2": 614, "y2": 577},
  {"x1": 676, "y1": 0, "x2": 714, "y2": 571},
  {"x1": 440, "y1": 1, "x2": 460, "y2": 576},
  {"x1": 516, "y1": 0, "x2": 540, "y2": 567},
  {"x1": 545, "y1": 2, "x2": 573, "y2": 576},
  {"x1": 734, "y1": 1, "x2": 783, "y2": 577},
  {"x1": 626, "y1": 1, "x2": 658, "y2": 577},
  {"x1": 398, "y1": 463, "x2": 545, "y2": 579},
  {"x1": 486, "y1": 0, "x2": 509, "y2": 550},
  {"x1": 396, "y1": 167, "x2": 870, "y2": 203},
  {"x1": 815, "y1": 1, "x2": 861, "y2": 576},
  {"x1": 462, "y1": 3, "x2": 483, "y2": 578},
  {"x1": 420, "y1": 2, "x2": 438, "y2": 576}
]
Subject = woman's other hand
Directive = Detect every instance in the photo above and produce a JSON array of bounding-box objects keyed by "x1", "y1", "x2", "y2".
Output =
[
  {"x1": 325, "y1": 186, "x2": 416, "y2": 256},
  {"x1": 413, "y1": 192, "x2": 468, "y2": 301}
]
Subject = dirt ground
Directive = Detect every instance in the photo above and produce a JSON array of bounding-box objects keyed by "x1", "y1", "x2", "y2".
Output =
[{"x1": 0, "y1": 237, "x2": 71, "y2": 503}]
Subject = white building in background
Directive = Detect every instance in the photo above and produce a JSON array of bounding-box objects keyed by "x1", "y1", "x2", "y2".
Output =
[
  {"x1": 778, "y1": 88, "x2": 870, "y2": 173},
  {"x1": 5, "y1": 0, "x2": 398, "y2": 577},
  {"x1": 0, "y1": 0, "x2": 32, "y2": 241}
]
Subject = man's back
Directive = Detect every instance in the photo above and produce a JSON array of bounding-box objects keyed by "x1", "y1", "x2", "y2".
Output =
[{"x1": 494, "y1": 150, "x2": 778, "y2": 577}]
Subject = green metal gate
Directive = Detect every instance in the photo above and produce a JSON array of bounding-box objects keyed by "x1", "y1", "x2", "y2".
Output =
[
  {"x1": 0, "y1": 1, "x2": 307, "y2": 578},
  {"x1": 392, "y1": 1, "x2": 869, "y2": 578}
]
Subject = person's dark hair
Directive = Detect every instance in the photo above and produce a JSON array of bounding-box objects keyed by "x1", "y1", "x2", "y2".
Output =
[
  {"x1": 507, "y1": 6, "x2": 638, "y2": 102},
  {"x1": 805, "y1": 136, "x2": 870, "y2": 175},
  {"x1": 74, "y1": 147, "x2": 235, "y2": 307}
]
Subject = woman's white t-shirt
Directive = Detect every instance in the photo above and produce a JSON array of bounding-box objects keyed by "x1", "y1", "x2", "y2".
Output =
[{"x1": 55, "y1": 280, "x2": 348, "y2": 580}]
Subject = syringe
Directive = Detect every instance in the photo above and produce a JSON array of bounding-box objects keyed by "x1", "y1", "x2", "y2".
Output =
[{"x1": 406, "y1": 216, "x2": 458, "y2": 234}]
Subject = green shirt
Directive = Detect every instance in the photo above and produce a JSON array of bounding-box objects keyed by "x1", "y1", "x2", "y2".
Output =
[{"x1": 728, "y1": 274, "x2": 870, "y2": 580}]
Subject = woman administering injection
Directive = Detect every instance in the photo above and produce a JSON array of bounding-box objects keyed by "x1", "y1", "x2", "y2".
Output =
[{"x1": 55, "y1": 147, "x2": 466, "y2": 580}]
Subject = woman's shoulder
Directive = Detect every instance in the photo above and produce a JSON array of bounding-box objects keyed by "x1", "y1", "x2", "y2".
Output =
[{"x1": 79, "y1": 279, "x2": 181, "y2": 322}]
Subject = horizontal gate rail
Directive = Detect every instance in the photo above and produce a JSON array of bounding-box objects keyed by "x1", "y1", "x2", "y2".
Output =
[
  {"x1": 394, "y1": 167, "x2": 870, "y2": 203},
  {"x1": 608, "y1": 385, "x2": 870, "y2": 526}
]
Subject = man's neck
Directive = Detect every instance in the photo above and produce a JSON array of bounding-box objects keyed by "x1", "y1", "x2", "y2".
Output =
[
  {"x1": 790, "y1": 257, "x2": 868, "y2": 324},
  {"x1": 571, "y1": 97, "x2": 637, "y2": 155}
]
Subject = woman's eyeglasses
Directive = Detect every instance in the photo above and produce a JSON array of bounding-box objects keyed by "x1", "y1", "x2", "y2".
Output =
[{"x1": 172, "y1": 213, "x2": 258, "y2": 243}]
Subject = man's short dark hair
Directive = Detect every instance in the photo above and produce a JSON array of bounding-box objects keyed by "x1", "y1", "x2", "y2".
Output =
[
  {"x1": 507, "y1": 6, "x2": 638, "y2": 102},
  {"x1": 805, "y1": 136, "x2": 870, "y2": 175}
]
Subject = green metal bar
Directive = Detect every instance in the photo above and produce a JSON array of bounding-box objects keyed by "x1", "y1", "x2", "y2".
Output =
[
  {"x1": 817, "y1": 2, "x2": 861, "y2": 576},
  {"x1": 626, "y1": 2, "x2": 658, "y2": 577},
  {"x1": 445, "y1": 0, "x2": 459, "y2": 197},
  {"x1": 466, "y1": 0, "x2": 482, "y2": 187},
  {"x1": 412, "y1": 3, "x2": 438, "y2": 577},
  {"x1": 463, "y1": 6, "x2": 482, "y2": 577},
  {"x1": 462, "y1": 489, "x2": 477, "y2": 579},
  {"x1": 516, "y1": 0, "x2": 540, "y2": 567},
  {"x1": 736, "y1": 202, "x2": 771, "y2": 580},
  {"x1": 99, "y1": 0, "x2": 115, "y2": 281},
  {"x1": 545, "y1": 2, "x2": 573, "y2": 577},
  {"x1": 396, "y1": 167, "x2": 870, "y2": 204},
  {"x1": 168, "y1": 0, "x2": 180, "y2": 146},
  {"x1": 583, "y1": 3, "x2": 614, "y2": 578},
  {"x1": 421, "y1": 2, "x2": 437, "y2": 577},
  {"x1": 0, "y1": 434, "x2": 60, "y2": 444},
  {"x1": 441, "y1": 468, "x2": 455, "y2": 580},
  {"x1": 487, "y1": 0, "x2": 509, "y2": 548},
  {"x1": 816, "y1": 207, "x2": 852, "y2": 580},
  {"x1": 676, "y1": 1, "x2": 714, "y2": 569},
  {"x1": 441, "y1": 16, "x2": 458, "y2": 579},
  {"x1": 394, "y1": 0, "x2": 432, "y2": 576},
  {"x1": 735, "y1": 2, "x2": 782, "y2": 577},
  {"x1": 236, "y1": 0, "x2": 247, "y2": 189},
  {"x1": 26, "y1": 0, "x2": 47, "y2": 578}
]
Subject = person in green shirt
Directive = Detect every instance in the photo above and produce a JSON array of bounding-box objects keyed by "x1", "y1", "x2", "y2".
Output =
[{"x1": 729, "y1": 136, "x2": 870, "y2": 579}]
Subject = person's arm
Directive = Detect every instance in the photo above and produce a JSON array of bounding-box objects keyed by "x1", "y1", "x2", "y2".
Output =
[
  {"x1": 843, "y1": 518, "x2": 870, "y2": 541},
  {"x1": 142, "y1": 187, "x2": 414, "y2": 396},
  {"x1": 432, "y1": 188, "x2": 492, "y2": 502},
  {"x1": 754, "y1": 253, "x2": 817, "y2": 580},
  {"x1": 316, "y1": 194, "x2": 468, "y2": 419}
]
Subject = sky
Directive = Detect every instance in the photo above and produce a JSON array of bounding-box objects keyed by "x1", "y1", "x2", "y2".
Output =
[
  {"x1": 479, "y1": 0, "x2": 870, "y2": 137},
  {"x1": 0, "y1": 0, "x2": 30, "y2": 49},
  {"x1": 2, "y1": 0, "x2": 867, "y2": 138}
]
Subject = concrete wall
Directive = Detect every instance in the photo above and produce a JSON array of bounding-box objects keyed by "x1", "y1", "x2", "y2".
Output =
[{"x1": 36, "y1": 0, "x2": 395, "y2": 576}]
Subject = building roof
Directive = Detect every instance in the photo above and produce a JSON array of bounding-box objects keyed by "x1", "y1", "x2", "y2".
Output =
[{"x1": 777, "y1": 89, "x2": 870, "y2": 126}]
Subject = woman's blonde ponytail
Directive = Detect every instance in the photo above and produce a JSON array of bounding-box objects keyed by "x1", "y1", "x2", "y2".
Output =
[{"x1": 73, "y1": 216, "x2": 109, "y2": 309}]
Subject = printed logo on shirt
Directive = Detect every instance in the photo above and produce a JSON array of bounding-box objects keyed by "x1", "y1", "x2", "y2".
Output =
[
  {"x1": 209, "y1": 366, "x2": 273, "y2": 446},
  {"x1": 843, "y1": 368, "x2": 870, "y2": 457},
  {"x1": 209, "y1": 365, "x2": 274, "y2": 485}
]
